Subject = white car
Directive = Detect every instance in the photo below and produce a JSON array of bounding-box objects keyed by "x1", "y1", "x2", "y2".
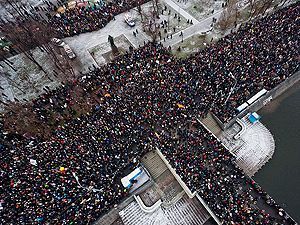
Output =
[
  {"x1": 63, "y1": 44, "x2": 76, "y2": 59},
  {"x1": 51, "y1": 38, "x2": 65, "y2": 47},
  {"x1": 51, "y1": 38, "x2": 76, "y2": 59},
  {"x1": 124, "y1": 14, "x2": 135, "y2": 27}
]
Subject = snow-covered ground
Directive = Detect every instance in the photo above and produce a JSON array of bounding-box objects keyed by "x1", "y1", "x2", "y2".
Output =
[
  {"x1": 220, "y1": 114, "x2": 275, "y2": 177},
  {"x1": 168, "y1": 0, "x2": 224, "y2": 21},
  {"x1": 119, "y1": 194, "x2": 210, "y2": 225}
]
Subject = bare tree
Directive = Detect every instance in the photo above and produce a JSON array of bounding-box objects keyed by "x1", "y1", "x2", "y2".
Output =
[
  {"x1": 247, "y1": 0, "x2": 258, "y2": 19},
  {"x1": 0, "y1": 0, "x2": 26, "y2": 18},
  {"x1": 136, "y1": 1, "x2": 144, "y2": 21},
  {"x1": 248, "y1": 0, "x2": 274, "y2": 19},
  {"x1": 1, "y1": 17, "x2": 76, "y2": 81},
  {"x1": 257, "y1": 0, "x2": 274, "y2": 16},
  {"x1": 141, "y1": 4, "x2": 161, "y2": 42},
  {"x1": 217, "y1": 9, "x2": 229, "y2": 30},
  {"x1": 0, "y1": 50, "x2": 16, "y2": 71}
]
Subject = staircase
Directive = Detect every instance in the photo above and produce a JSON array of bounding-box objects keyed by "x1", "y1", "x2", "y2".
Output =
[
  {"x1": 162, "y1": 195, "x2": 210, "y2": 225},
  {"x1": 119, "y1": 195, "x2": 210, "y2": 225},
  {"x1": 94, "y1": 208, "x2": 124, "y2": 225},
  {"x1": 119, "y1": 200, "x2": 169, "y2": 225},
  {"x1": 141, "y1": 151, "x2": 168, "y2": 180},
  {"x1": 201, "y1": 113, "x2": 222, "y2": 137},
  {"x1": 119, "y1": 201, "x2": 147, "y2": 225}
]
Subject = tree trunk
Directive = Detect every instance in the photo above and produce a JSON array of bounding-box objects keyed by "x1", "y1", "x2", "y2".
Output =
[
  {"x1": 0, "y1": 57, "x2": 17, "y2": 71},
  {"x1": 21, "y1": 49, "x2": 48, "y2": 74},
  {"x1": 249, "y1": 1, "x2": 254, "y2": 19},
  {"x1": 6, "y1": 0, "x2": 25, "y2": 18},
  {"x1": 137, "y1": 4, "x2": 143, "y2": 21}
]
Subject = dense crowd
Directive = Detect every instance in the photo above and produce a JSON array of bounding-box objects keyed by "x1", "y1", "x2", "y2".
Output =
[
  {"x1": 1, "y1": 2, "x2": 299, "y2": 225},
  {"x1": 159, "y1": 121, "x2": 295, "y2": 224},
  {"x1": 188, "y1": 3, "x2": 299, "y2": 122},
  {"x1": 47, "y1": 0, "x2": 150, "y2": 37}
]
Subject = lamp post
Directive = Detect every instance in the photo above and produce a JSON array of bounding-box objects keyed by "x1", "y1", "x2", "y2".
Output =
[{"x1": 225, "y1": 73, "x2": 237, "y2": 104}]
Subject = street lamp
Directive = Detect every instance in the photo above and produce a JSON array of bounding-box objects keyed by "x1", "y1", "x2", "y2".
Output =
[{"x1": 224, "y1": 73, "x2": 237, "y2": 104}]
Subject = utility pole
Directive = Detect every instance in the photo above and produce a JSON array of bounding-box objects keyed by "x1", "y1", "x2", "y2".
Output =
[{"x1": 224, "y1": 73, "x2": 237, "y2": 104}]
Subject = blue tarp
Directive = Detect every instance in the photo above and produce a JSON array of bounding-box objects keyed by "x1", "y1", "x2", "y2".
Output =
[
  {"x1": 121, "y1": 167, "x2": 143, "y2": 188},
  {"x1": 248, "y1": 112, "x2": 261, "y2": 124}
]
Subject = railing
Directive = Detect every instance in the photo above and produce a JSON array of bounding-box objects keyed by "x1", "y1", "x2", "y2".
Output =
[
  {"x1": 233, "y1": 118, "x2": 246, "y2": 140},
  {"x1": 134, "y1": 195, "x2": 162, "y2": 214},
  {"x1": 155, "y1": 145, "x2": 222, "y2": 224},
  {"x1": 155, "y1": 147, "x2": 196, "y2": 198},
  {"x1": 161, "y1": 190, "x2": 185, "y2": 209},
  {"x1": 195, "y1": 194, "x2": 222, "y2": 225},
  {"x1": 215, "y1": 70, "x2": 300, "y2": 130}
]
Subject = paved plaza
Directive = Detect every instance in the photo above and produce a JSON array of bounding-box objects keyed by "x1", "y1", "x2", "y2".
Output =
[{"x1": 220, "y1": 114, "x2": 275, "y2": 177}]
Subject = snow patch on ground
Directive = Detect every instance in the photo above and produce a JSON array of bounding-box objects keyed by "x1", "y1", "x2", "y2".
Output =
[
  {"x1": 119, "y1": 194, "x2": 209, "y2": 225},
  {"x1": 220, "y1": 115, "x2": 275, "y2": 177},
  {"x1": 0, "y1": 48, "x2": 63, "y2": 111},
  {"x1": 173, "y1": 0, "x2": 225, "y2": 21}
]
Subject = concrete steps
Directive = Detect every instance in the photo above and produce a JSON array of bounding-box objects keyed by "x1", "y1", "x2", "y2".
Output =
[
  {"x1": 119, "y1": 201, "x2": 148, "y2": 225},
  {"x1": 119, "y1": 200, "x2": 170, "y2": 225},
  {"x1": 201, "y1": 113, "x2": 222, "y2": 137},
  {"x1": 162, "y1": 195, "x2": 210, "y2": 225},
  {"x1": 141, "y1": 151, "x2": 168, "y2": 180},
  {"x1": 119, "y1": 195, "x2": 210, "y2": 225},
  {"x1": 94, "y1": 208, "x2": 124, "y2": 225}
]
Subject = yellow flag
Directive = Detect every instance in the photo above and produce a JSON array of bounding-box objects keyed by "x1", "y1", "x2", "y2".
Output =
[{"x1": 177, "y1": 103, "x2": 185, "y2": 109}]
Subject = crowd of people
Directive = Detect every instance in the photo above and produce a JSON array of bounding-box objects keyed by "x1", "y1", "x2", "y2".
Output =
[
  {"x1": 1, "y1": 2, "x2": 299, "y2": 225},
  {"x1": 159, "y1": 120, "x2": 295, "y2": 224},
  {"x1": 46, "y1": 0, "x2": 150, "y2": 37},
  {"x1": 195, "y1": 4, "x2": 299, "y2": 122}
]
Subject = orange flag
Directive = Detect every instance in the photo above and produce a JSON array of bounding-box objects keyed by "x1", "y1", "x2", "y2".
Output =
[{"x1": 176, "y1": 103, "x2": 185, "y2": 109}]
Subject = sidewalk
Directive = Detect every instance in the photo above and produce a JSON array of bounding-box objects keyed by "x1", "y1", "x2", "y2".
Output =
[
  {"x1": 164, "y1": 0, "x2": 200, "y2": 24},
  {"x1": 163, "y1": 9, "x2": 223, "y2": 47}
]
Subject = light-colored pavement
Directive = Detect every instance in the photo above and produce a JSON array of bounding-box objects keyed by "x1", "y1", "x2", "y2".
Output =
[
  {"x1": 63, "y1": 10, "x2": 151, "y2": 73},
  {"x1": 220, "y1": 114, "x2": 275, "y2": 177},
  {"x1": 164, "y1": 0, "x2": 200, "y2": 23},
  {"x1": 63, "y1": 0, "x2": 225, "y2": 72},
  {"x1": 163, "y1": 9, "x2": 223, "y2": 47}
]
